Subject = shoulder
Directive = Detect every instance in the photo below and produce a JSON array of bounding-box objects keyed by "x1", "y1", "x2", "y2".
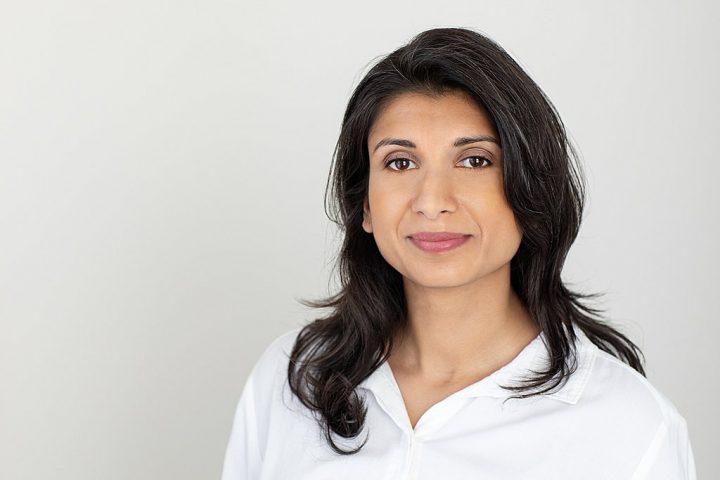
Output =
[
  {"x1": 589, "y1": 350, "x2": 696, "y2": 478},
  {"x1": 261, "y1": 326, "x2": 303, "y2": 361},
  {"x1": 235, "y1": 325, "x2": 306, "y2": 429},
  {"x1": 221, "y1": 326, "x2": 306, "y2": 478},
  {"x1": 564, "y1": 325, "x2": 684, "y2": 428},
  {"x1": 568, "y1": 333, "x2": 695, "y2": 478},
  {"x1": 587, "y1": 347, "x2": 685, "y2": 426},
  {"x1": 581, "y1": 344, "x2": 692, "y2": 463},
  {"x1": 249, "y1": 326, "x2": 303, "y2": 386}
]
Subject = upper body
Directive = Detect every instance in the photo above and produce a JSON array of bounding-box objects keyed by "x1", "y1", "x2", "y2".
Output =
[
  {"x1": 221, "y1": 322, "x2": 696, "y2": 480},
  {"x1": 222, "y1": 27, "x2": 697, "y2": 480}
]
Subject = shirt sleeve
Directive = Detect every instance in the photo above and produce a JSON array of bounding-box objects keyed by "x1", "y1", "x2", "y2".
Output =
[
  {"x1": 221, "y1": 366, "x2": 263, "y2": 480},
  {"x1": 631, "y1": 411, "x2": 697, "y2": 480}
]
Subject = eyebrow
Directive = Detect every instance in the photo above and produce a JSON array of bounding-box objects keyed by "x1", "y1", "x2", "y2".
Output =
[{"x1": 372, "y1": 135, "x2": 500, "y2": 154}]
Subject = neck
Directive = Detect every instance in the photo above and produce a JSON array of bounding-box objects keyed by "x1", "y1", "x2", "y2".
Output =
[{"x1": 389, "y1": 263, "x2": 539, "y2": 383}]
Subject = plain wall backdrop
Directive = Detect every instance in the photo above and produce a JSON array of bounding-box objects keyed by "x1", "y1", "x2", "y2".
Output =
[{"x1": 1, "y1": 0, "x2": 717, "y2": 478}]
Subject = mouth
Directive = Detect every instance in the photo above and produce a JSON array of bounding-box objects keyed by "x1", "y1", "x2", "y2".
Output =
[{"x1": 407, "y1": 232, "x2": 472, "y2": 253}]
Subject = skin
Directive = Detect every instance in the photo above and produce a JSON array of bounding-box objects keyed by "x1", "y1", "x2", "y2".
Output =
[{"x1": 362, "y1": 90, "x2": 540, "y2": 427}]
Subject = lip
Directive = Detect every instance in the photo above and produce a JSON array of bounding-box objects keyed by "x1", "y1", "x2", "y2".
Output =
[{"x1": 408, "y1": 231, "x2": 472, "y2": 253}]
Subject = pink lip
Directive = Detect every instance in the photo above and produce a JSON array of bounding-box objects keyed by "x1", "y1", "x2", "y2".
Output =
[{"x1": 408, "y1": 231, "x2": 471, "y2": 253}]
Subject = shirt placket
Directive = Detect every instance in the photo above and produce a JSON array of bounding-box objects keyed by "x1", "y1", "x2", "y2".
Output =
[
  {"x1": 402, "y1": 430, "x2": 423, "y2": 480},
  {"x1": 372, "y1": 364, "x2": 482, "y2": 480}
]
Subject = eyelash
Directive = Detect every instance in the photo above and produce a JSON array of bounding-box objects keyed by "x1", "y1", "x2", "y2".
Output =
[{"x1": 383, "y1": 156, "x2": 493, "y2": 171}]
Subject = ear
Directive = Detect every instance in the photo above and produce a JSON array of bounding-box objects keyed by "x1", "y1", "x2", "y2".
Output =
[{"x1": 361, "y1": 197, "x2": 373, "y2": 233}]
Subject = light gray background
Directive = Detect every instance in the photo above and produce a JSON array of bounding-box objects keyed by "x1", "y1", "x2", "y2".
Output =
[{"x1": 1, "y1": 1, "x2": 717, "y2": 478}]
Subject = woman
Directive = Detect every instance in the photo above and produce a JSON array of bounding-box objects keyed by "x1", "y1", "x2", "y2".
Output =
[{"x1": 222, "y1": 27, "x2": 696, "y2": 479}]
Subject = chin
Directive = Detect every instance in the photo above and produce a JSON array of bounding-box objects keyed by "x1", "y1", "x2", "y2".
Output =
[{"x1": 403, "y1": 269, "x2": 476, "y2": 288}]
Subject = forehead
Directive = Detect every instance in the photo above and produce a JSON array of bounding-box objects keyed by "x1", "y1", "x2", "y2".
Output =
[{"x1": 368, "y1": 90, "x2": 497, "y2": 140}]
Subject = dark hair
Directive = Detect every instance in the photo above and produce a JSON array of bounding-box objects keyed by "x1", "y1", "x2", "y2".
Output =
[{"x1": 287, "y1": 27, "x2": 645, "y2": 455}]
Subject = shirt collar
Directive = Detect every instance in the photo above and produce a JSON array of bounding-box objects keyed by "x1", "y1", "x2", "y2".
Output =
[{"x1": 357, "y1": 322, "x2": 598, "y2": 406}]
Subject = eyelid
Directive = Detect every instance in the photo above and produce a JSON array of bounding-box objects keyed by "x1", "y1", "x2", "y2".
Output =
[{"x1": 463, "y1": 147, "x2": 495, "y2": 161}]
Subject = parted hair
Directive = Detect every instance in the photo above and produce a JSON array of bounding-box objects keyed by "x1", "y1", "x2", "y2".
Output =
[{"x1": 287, "y1": 27, "x2": 645, "y2": 455}]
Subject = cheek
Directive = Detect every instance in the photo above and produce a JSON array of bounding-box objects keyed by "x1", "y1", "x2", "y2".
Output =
[
  {"x1": 488, "y1": 201, "x2": 523, "y2": 254},
  {"x1": 369, "y1": 199, "x2": 404, "y2": 238},
  {"x1": 368, "y1": 177, "x2": 404, "y2": 223},
  {"x1": 465, "y1": 179, "x2": 509, "y2": 215},
  {"x1": 367, "y1": 180, "x2": 408, "y2": 264},
  {"x1": 499, "y1": 208, "x2": 523, "y2": 242},
  {"x1": 467, "y1": 183, "x2": 522, "y2": 246}
]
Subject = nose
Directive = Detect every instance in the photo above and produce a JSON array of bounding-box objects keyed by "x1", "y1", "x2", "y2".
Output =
[{"x1": 411, "y1": 169, "x2": 458, "y2": 220}]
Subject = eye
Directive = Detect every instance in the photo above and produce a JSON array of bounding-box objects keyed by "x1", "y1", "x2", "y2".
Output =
[
  {"x1": 458, "y1": 156, "x2": 492, "y2": 169},
  {"x1": 384, "y1": 158, "x2": 418, "y2": 171}
]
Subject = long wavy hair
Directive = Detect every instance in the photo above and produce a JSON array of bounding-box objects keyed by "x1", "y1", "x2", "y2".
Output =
[{"x1": 287, "y1": 27, "x2": 645, "y2": 455}]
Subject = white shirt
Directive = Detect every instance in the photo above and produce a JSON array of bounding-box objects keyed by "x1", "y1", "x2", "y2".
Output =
[{"x1": 222, "y1": 323, "x2": 697, "y2": 479}]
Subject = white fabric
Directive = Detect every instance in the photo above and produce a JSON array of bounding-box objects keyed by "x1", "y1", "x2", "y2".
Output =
[{"x1": 221, "y1": 323, "x2": 696, "y2": 479}]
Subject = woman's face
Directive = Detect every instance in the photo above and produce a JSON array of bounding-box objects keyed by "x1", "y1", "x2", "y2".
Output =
[{"x1": 363, "y1": 90, "x2": 523, "y2": 288}]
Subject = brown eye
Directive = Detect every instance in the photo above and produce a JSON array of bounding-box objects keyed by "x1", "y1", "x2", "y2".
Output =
[
  {"x1": 458, "y1": 156, "x2": 492, "y2": 169},
  {"x1": 385, "y1": 158, "x2": 418, "y2": 171}
]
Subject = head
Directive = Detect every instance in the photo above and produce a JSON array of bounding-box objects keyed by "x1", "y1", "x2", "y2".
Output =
[{"x1": 327, "y1": 26, "x2": 584, "y2": 311}]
